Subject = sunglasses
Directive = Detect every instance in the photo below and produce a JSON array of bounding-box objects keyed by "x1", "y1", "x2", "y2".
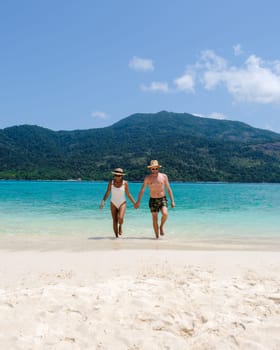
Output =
[
  {"x1": 151, "y1": 168, "x2": 159, "y2": 171},
  {"x1": 114, "y1": 175, "x2": 122, "y2": 177}
]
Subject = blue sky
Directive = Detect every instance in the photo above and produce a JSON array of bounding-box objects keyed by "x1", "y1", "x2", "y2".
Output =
[{"x1": 1, "y1": 0, "x2": 280, "y2": 132}]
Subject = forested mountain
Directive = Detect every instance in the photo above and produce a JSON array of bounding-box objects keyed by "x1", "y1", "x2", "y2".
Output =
[{"x1": 1, "y1": 111, "x2": 280, "y2": 182}]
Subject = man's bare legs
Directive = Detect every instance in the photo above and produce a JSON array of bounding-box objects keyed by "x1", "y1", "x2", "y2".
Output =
[
  {"x1": 151, "y1": 207, "x2": 168, "y2": 238},
  {"x1": 159, "y1": 206, "x2": 168, "y2": 235},
  {"x1": 110, "y1": 202, "x2": 126, "y2": 237},
  {"x1": 151, "y1": 212, "x2": 159, "y2": 238}
]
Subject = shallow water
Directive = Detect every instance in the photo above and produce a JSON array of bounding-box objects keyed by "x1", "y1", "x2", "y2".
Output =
[{"x1": 1, "y1": 181, "x2": 280, "y2": 246}]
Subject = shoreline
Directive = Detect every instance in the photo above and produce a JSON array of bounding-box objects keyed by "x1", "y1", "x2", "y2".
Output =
[{"x1": 1, "y1": 234, "x2": 280, "y2": 252}]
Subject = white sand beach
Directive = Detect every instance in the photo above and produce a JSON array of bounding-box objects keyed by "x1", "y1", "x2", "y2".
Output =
[{"x1": 1, "y1": 240, "x2": 280, "y2": 349}]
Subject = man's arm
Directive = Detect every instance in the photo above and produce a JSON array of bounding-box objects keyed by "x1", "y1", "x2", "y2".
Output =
[
  {"x1": 165, "y1": 175, "x2": 175, "y2": 208},
  {"x1": 135, "y1": 177, "x2": 148, "y2": 208}
]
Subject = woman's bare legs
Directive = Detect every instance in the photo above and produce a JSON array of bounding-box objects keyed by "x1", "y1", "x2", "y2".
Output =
[
  {"x1": 117, "y1": 202, "x2": 126, "y2": 235},
  {"x1": 110, "y1": 202, "x2": 127, "y2": 237},
  {"x1": 110, "y1": 203, "x2": 119, "y2": 237}
]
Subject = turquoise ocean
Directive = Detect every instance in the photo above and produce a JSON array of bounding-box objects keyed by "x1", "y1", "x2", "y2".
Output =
[{"x1": 1, "y1": 181, "x2": 280, "y2": 247}]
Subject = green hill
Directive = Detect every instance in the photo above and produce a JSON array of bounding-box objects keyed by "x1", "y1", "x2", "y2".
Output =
[{"x1": 1, "y1": 111, "x2": 280, "y2": 182}]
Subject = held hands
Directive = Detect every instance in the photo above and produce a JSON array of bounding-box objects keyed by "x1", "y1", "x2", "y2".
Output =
[
  {"x1": 99, "y1": 200, "x2": 105, "y2": 209},
  {"x1": 134, "y1": 201, "x2": 140, "y2": 209}
]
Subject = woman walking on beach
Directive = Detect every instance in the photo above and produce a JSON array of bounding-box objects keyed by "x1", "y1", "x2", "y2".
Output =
[{"x1": 99, "y1": 168, "x2": 136, "y2": 238}]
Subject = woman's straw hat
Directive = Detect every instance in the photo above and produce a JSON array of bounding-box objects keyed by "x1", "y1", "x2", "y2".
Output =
[
  {"x1": 111, "y1": 168, "x2": 126, "y2": 176},
  {"x1": 147, "y1": 160, "x2": 162, "y2": 168}
]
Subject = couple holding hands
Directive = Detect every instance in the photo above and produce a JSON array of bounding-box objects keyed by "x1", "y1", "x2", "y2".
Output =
[{"x1": 99, "y1": 160, "x2": 175, "y2": 239}]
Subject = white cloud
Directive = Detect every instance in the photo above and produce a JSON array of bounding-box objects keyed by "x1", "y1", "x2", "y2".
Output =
[
  {"x1": 203, "y1": 70, "x2": 223, "y2": 89},
  {"x1": 208, "y1": 112, "x2": 226, "y2": 120},
  {"x1": 136, "y1": 48, "x2": 280, "y2": 105},
  {"x1": 272, "y1": 60, "x2": 280, "y2": 74},
  {"x1": 233, "y1": 43, "x2": 242, "y2": 56},
  {"x1": 200, "y1": 51, "x2": 280, "y2": 104},
  {"x1": 174, "y1": 73, "x2": 194, "y2": 92},
  {"x1": 91, "y1": 111, "x2": 109, "y2": 119},
  {"x1": 129, "y1": 56, "x2": 154, "y2": 72},
  {"x1": 141, "y1": 81, "x2": 169, "y2": 93},
  {"x1": 194, "y1": 112, "x2": 226, "y2": 120},
  {"x1": 142, "y1": 75, "x2": 194, "y2": 94},
  {"x1": 200, "y1": 50, "x2": 227, "y2": 71}
]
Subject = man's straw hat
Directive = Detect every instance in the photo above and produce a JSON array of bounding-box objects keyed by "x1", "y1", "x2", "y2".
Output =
[{"x1": 147, "y1": 160, "x2": 162, "y2": 168}]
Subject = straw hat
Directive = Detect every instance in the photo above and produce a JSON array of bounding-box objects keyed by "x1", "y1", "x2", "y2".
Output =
[
  {"x1": 111, "y1": 168, "x2": 126, "y2": 176},
  {"x1": 147, "y1": 160, "x2": 162, "y2": 168}
]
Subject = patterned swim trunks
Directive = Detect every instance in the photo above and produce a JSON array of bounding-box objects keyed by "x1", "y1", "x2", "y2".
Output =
[{"x1": 149, "y1": 196, "x2": 168, "y2": 212}]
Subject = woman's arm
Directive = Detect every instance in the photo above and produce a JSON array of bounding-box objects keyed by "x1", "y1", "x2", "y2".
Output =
[
  {"x1": 99, "y1": 182, "x2": 112, "y2": 209},
  {"x1": 125, "y1": 182, "x2": 136, "y2": 205}
]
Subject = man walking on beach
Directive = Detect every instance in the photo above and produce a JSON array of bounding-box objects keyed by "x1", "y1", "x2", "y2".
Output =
[{"x1": 135, "y1": 160, "x2": 175, "y2": 239}]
